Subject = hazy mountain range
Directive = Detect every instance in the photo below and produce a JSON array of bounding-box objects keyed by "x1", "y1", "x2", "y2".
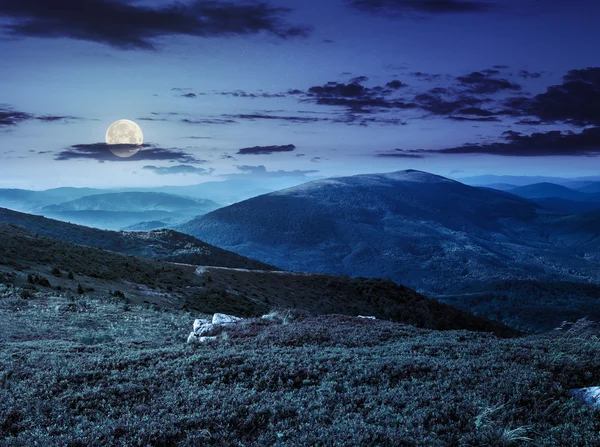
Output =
[{"x1": 177, "y1": 170, "x2": 600, "y2": 331}]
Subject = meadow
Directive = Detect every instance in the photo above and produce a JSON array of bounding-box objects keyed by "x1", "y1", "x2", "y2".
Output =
[{"x1": 1, "y1": 286, "x2": 600, "y2": 446}]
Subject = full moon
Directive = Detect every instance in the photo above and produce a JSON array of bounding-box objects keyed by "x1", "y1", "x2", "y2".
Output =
[{"x1": 105, "y1": 119, "x2": 144, "y2": 158}]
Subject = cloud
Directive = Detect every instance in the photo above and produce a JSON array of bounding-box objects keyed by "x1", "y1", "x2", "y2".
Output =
[
  {"x1": 349, "y1": 75, "x2": 369, "y2": 84},
  {"x1": 35, "y1": 115, "x2": 81, "y2": 122},
  {"x1": 142, "y1": 165, "x2": 214, "y2": 175},
  {"x1": 514, "y1": 67, "x2": 600, "y2": 126},
  {"x1": 387, "y1": 127, "x2": 600, "y2": 157},
  {"x1": 237, "y1": 144, "x2": 296, "y2": 155},
  {"x1": 518, "y1": 70, "x2": 542, "y2": 79},
  {"x1": 0, "y1": 106, "x2": 32, "y2": 127},
  {"x1": 0, "y1": 0, "x2": 310, "y2": 50},
  {"x1": 1, "y1": 105, "x2": 83, "y2": 127},
  {"x1": 182, "y1": 118, "x2": 238, "y2": 125},
  {"x1": 347, "y1": 0, "x2": 493, "y2": 16},
  {"x1": 410, "y1": 72, "x2": 442, "y2": 81},
  {"x1": 223, "y1": 113, "x2": 325, "y2": 124},
  {"x1": 217, "y1": 90, "x2": 286, "y2": 98},
  {"x1": 181, "y1": 93, "x2": 197, "y2": 99},
  {"x1": 230, "y1": 165, "x2": 318, "y2": 178},
  {"x1": 456, "y1": 71, "x2": 522, "y2": 94},
  {"x1": 375, "y1": 150, "x2": 426, "y2": 158},
  {"x1": 303, "y1": 81, "x2": 417, "y2": 113},
  {"x1": 54, "y1": 143, "x2": 206, "y2": 163}
]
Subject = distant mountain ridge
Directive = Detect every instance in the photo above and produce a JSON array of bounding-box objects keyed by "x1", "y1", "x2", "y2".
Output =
[{"x1": 178, "y1": 170, "x2": 600, "y2": 296}]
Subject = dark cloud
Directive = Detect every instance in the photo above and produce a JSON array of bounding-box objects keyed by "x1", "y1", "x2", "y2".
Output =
[
  {"x1": 223, "y1": 113, "x2": 325, "y2": 124},
  {"x1": 414, "y1": 92, "x2": 486, "y2": 115},
  {"x1": 1, "y1": 105, "x2": 82, "y2": 127},
  {"x1": 456, "y1": 71, "x2": 522, "y2": 94},
  {"x1": 349, "y1": 76, "x2": 369, "y2": 84},
  {"x1": 182, "y1": 118, "x2": 238, "y2": 125},
  {"x1": 0, "y1": 0, "x2": 310, "y2": 50},
  {"x1": 386, "y1": 80, "x2": 406, "y2": 89},
  {"x1": 237, "y1": 144, "x2": 296, "y2": 155},
  {"x1": 493, "y1": 65, "x2": 509, "y2": 69},
  {"x1": 54, "y1": 143, "x2": 205, "y2": 163},
  {"x1": 346, "y1": 0, "x2": 493, "y2": 15},
  {"x1": 448, "y1": 115, "x2": 500, "y2": 122},
  {"x1": 516, "y1": 67, "x2": 600, "y2": 126},
  {"x1": 230, "y1": 165, "x2": 318, "y2": 178},
  {"x1": 518, "y1": 70, "x2": 542, "y2": 79},
  {"x1": 217, "y1": 90, "x2": 286, "y2": 98},
  {"x1": 304, "y1": 81, "x2": 417, "y2": 113},
  {"x1": 375, "y1": 149, "x2": 426, "y2": 158},
  {"x1": 388, "y1": 127, "x2": 600, "y2": 157},
  {"x1": 35, "y1": 115, "x2": 81, "y2": 122},
  {"x1": 142, "y1": 165, "x2": 214, "y2": 175},
  {"x1": 410, "y1": 72, "x2": 442, "y2": 81},
  {"x1": 0, "y1": 106, "x2": 32, "y2": 126},
  {"x1": 322, "y1": 39, "x2": 334, "y2": 43},
  {"x1": 181, "y1": 93, "x2": 197, "y2": 98}
]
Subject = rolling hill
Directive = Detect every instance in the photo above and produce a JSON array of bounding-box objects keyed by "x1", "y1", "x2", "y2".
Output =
[
  {"x1": 178, "y1": 170, "x2": 600, "y2": 330},
  {"x1": 0, "y1": 223, "x2": 518, "y2": 336},
  {"x1": 0, "y1": 207, "x2": 276, "y2": 271},
  {"x1": 506, "y1": 183, "x2": 600, "y2": 202}
]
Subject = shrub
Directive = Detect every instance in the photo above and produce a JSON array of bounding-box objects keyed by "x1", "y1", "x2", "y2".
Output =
[{"x1": 51, "y1": 267, "x2": 62, "y2": 277}]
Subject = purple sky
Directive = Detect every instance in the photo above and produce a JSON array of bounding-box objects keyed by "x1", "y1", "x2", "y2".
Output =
[{"x1": 1, "y1": 0, "x2": 599, "y2": 189}]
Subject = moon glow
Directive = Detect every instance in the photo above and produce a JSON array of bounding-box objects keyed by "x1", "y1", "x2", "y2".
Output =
[{"x1": 105, "y1": 119, "x2": 144, "y2": 158}]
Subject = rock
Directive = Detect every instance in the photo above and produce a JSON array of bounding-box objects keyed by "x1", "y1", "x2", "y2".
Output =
[
  {"x1": 194, "y1": 323, "x2": 218, "y2": 337},
  {"x1": 571, "y1": 387, "x2": 600, "y2": 409},
  {"x1": 357, "y1": 315, "x2": 376, "y2": 320},
  {"x1": 193, "y1": 318, "x2": 211, "y2": 332},
  {"x1": 187, "y1": 332, "x2": 218, "y2": 344},
  {"x1": 212, "y1": 313, "x2": 242, "y2": 325}
]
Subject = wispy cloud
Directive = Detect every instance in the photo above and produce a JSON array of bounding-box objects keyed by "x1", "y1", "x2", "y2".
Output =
[
  {"x1": 142, "y1": 164, "x2": 214, "y2": 175},
  {"x1": 237, "y1": 144, "x2": 296, "y2": 155},
  {"x1": 0, "y1": 0, "x2": 311, "y2": 50},
  {"x1": 54, "y1": 143, "x2": 206, "y2": 163}
]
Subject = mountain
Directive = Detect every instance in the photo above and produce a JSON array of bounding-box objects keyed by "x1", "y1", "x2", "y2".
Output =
[
  {"x1": 0, "y1": 207, "x2": 276, "y2": 271},
  {"x1": 35, "y1": 192, "x2": 220, "y2": 230},
  {"x1": 122, "y1": 220, "x2": 169, "y2": 231},
  {"x1": 457, "y1": 174, "x2": 575, "y2": 187},
  {"x1": 531, "y1": 198, "x2": 600, "y2": 214},
  {"x1": 42, "y1": 192, "x2": 218, "y2": 213},
  {"x1": 0, "y1": 223, "x2": 518, "y2": 336},
  {"x1": 178, "y1": 170, "x2": 600, "y2": 330},
  {"x1": 478, "y1": 183, "x2": 518, "y2": 191},
  {"x1": 0, "y1": 187, "x2": 106, "y2": 212},
  {"x1": 506, "y1": 183, "x2": 600, "y2": 201},
  {"x1": 576, "y1": 182, "x2": 600, "y2": 194}
]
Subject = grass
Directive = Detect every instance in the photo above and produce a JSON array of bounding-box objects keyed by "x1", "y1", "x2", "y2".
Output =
[{"x1": 1, "y1": 288, "x2": 600, "y2": 446}]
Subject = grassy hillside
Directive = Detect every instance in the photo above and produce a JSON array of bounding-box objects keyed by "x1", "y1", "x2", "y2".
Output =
[
  {"x1": 0, "y1": 289, "x2": 599, "y2": 446},
  {"x1": 0, "y1": 224, "x2": 516, "y2": 335},
  {"x1": 0, "y1": 208, "x2": 278, "y2": 271}
]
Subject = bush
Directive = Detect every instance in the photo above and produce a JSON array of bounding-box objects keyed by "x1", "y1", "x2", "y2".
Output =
[{"x1": 51, "y1": 267, "x2": 62, "y2": 277}]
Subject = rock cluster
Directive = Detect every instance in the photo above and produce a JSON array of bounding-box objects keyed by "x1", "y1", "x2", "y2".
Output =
[
  {"x1": 187, "y1": 313, "x2": 243, "y2": 344},
  {"x1": 571, "y1": 387, "x2": 600, "y2": 409}
]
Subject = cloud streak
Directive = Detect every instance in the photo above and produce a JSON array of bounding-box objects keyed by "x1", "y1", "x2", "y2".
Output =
[
  {"x1": 346, "y1": 0, "x2": 493, "y2": 16},
  {"x1": 237, "y1": 144, "x2": 296, "y2": 155},
  {"x1": 142, "y1": 165, "x2": 214, "y2": 175},
  {"x1": 384, "y1": 127, "x2": 600, "y2": 157},
  {"x1": 54, "y1": 143, "x2": 206, "y2": 163},
  {"x1": 0, "y1": 0, "x2": 310, "y2": 50}
]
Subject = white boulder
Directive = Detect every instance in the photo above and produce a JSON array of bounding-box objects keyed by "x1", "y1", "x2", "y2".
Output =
[
  {"x1": 193, "y1": 318, "x2": 211, "y2": 332},
  {"x1": 357, "y1": 315, "x2": 376, "y2": 320},
  {"x1": 187, "y1": 332, "x2": 218, "y2": 344},
  {"x1": 212, "y1": 313, "x2": 242, "y2": 325},
  {"x1": 571, "y1": 387, "x2": 600, "y2": 409}
]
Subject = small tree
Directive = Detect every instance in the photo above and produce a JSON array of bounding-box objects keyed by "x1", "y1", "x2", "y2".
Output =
[
  {"x1": 77, "y1": 283, "x2": 84, "y2": 294},
  {"x1": 68, "y1": 271, "x2": 75, "y2": 280}
]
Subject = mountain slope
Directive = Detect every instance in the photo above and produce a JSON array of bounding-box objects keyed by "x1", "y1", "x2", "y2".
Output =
[
  {"x1": 0, "y1": 207, "x2": 276, "y2": 271},
  {"x1": 0, "y1": 223, "x2": 518, "y2": 336},
  {"x1": 507, "y1": 183, "x2": 600, "y2": 202},
  {"x1": 42, "y1": 192, "x2": 219, "y2": 213},
  {"x1": 178, "y1": 170, "x2": 599, "y2": 296}
]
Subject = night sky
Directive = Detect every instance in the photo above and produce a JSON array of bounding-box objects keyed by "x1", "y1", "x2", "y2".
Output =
[{"x1": 1, "y1": 0, "x2": 599, "y2": 189}]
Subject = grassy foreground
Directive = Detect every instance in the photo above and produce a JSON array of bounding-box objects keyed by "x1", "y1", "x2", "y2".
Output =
[{"x1": 1, "y1": 289, "x2": 600, "y2": 446}]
